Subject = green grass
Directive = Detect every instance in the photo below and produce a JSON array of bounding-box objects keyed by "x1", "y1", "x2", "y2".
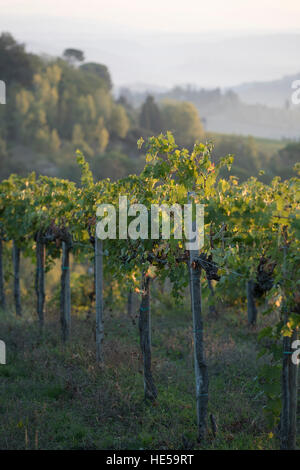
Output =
[
  {"x1": 0, "y1": 293, "x2": 288, "y2": 450},
  {"x1": 207, "y1": 132, "x2": 285, "y2": 158}
]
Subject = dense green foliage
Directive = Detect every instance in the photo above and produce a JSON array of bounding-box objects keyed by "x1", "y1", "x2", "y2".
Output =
[{"x1": 0, "y1": 134, "x2": 299, "y2": 439}]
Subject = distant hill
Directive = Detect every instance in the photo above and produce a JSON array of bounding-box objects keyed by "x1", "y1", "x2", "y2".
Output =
[
  {"x1": 120, "y1": 85, "x2": 300, "y2": 140},
  {"x1": 232, "y1": 73, "x2": 300, "y2": 108}
]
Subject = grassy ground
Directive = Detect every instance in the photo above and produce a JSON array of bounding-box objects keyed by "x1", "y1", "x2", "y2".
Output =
[{"x1": 0, "y1": 291, "x2": 289, "y2": 450}]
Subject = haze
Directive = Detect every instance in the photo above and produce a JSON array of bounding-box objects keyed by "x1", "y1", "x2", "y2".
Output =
[{"x1": 1, "y1": 0, "x2": 300, "y2": 88}]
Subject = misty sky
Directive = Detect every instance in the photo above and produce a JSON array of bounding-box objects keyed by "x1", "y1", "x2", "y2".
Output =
[
  {"x1": 2, "y1": 0, "x2": 300, "y2": 33},
  {"x1": 1, "y1": 1, "x2": 300, "y2": 88}
]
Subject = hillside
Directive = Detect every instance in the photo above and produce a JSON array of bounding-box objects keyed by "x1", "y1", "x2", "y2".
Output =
[
  {"x1": 121, "y1": 85, "x2": 300, "y2": 140},
  {"x1": 232, "y1": 72, "x2": 300, "y2": 108}
]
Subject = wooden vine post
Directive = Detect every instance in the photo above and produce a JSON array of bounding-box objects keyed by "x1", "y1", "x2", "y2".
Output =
[
  {"x1": 139, "y1": 272, "x2": 157, "y2": 401},
  {"x1": 287, "y1": 328, "x2": 299, "y2": 449},
  {"x1": 95, "y1": 237, "x2": 104, "y2": 362},
  {"x1": 35, "y1": 231, "x2": 45, "y2": 328},
  {"x1": 12, "y1": 240, "x2": 22, "y2": 316},
  {"x1": 0, "y1": 238, "x2": 5, "y2": 310},
  {"x1": 60, "y1": 240, "x2": 71, "y2": 342},
  {"x1": 208, "y1": 225, "x2": 217, "y2": 316},
  {"x1": 127, "y1": 289, "x2": 133, "y2": 317},
  {"x1": 280, "y1": 230, "x2": 299, "y2": 450},
  {"x1": 247, "y1": 280, "x2": 257, "y2": 326},
  {"x1": 187, "y1": 192, "x2": 208, "y2": 442}
]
